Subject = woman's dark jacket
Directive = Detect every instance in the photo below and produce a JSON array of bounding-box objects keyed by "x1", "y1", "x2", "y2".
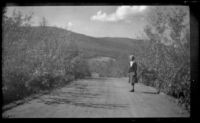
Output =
[{"x1": 129, "y1": 62, "x2": 137, "y2": 74}]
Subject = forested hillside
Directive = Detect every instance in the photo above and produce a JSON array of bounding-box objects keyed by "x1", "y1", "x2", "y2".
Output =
[{"x1": 4, "y1": 26, "x2": 148, "y2": 58}]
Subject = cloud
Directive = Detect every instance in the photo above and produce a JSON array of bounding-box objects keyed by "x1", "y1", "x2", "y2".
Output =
[
  {"x1": 50, "y1": 21, "x2": 73, "y2": 30},
  {"x1": 65, "y1": 22, "x2": 73, "y2": 30},
  {"x1": 67, "y1": 22, "x2": 73, "y2": 27},
  {"x1": 91, "y1": 6, "x2": 147, "y2": 22},
  {"x1": 91, "y1": 10, "x2": 118, "y2": 22}
]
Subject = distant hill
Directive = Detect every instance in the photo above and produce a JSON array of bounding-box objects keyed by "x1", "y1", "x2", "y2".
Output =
[{"x1": 14, "y1": 26, "x2": 150, "y2": 59}]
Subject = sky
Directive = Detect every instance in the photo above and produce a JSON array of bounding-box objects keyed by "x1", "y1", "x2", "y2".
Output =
[{"x1": 5, "y1": 6, "x2": 154, "y2": 39}]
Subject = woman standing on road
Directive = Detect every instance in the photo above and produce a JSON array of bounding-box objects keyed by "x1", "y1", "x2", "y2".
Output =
[{"x1": 128, "y1": 55, "x2": 137, "y2": 92}]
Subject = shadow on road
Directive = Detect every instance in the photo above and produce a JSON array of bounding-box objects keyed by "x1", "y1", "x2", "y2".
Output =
[
  {"x1": 37, "y1": 81, "x2": 128, "y2": 110},
  {"x1": 38, "y1": 96, "x2": 128, "y2": 109},
  {"x1": 84, "y1": 77, "x2": 108, "y2": 81},
  {"x1": 139, "y1": 91, "x2": 158, "y2": 94}
]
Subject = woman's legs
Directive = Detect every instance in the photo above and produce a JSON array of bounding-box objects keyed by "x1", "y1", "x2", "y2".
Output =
[{"x1": 129, "y1": 72, "x2": 135, "y2": 92}]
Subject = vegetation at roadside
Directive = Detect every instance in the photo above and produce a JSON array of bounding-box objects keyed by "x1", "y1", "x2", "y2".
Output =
[
  {"x1": 2, "y1": 9, "x2": 90, "y2": 105},
  {"x1": 138, "y1": 6, "x2": 190, "y2": 111}
]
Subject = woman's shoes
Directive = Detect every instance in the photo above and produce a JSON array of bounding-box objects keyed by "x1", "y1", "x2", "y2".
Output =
[{"x1": 130, "y1": 89, "x2": 134, "y2": 92}]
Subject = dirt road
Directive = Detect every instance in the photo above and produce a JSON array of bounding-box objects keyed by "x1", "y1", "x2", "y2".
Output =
[{"x1": 2, "y1": 78, "x2": 189, "y2": 118}]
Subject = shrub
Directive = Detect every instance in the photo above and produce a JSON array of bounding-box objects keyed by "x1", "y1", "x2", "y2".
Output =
[
  {"x1": 3, "y1": 70, "x2": 31, "y2": 105},
  {"x1": 140, "y1": 67, "x2": 157, "y2": 86},
  {"x1": 168, "y1": 63, "x2": 190, "y2": 110},
  {"x1": 2, "y1": 9, "x2": 92, "y2": 106},
  {"x1": 71, "y1": 56, "x2": 91, "y2": 79},
  {"x1": 139, "y1": 63, "x2": 190, "y2": 111}
]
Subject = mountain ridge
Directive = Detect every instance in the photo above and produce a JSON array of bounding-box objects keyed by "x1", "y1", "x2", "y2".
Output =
[{"x1": 17, "y1": 26, "x2": 149, "y2": 59}]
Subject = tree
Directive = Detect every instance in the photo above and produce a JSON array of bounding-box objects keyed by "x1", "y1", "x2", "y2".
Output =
[
  {"x1": 143, "y1": 6, "x2": 190, "y2": 110},
  {"x1": 23, "y1": 12, "x2": 34, "y2": 26},
  {"x1": 144, "y1": 6, "x2": 189, "y2": 76},
  {"x1": 3, "y1": 9, "x2": 34, "y2": 27},
  {"x1": 3, "y1": 9, "x2": 34, "y2": 63},
  {"x1": 39, "y1": 17, "x2": 48, "y2": 27}
]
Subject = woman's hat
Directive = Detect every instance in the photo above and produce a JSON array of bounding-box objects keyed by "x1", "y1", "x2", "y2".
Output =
[{"x1": 129, "y1": 55, "x2": 135, "y2": 60}]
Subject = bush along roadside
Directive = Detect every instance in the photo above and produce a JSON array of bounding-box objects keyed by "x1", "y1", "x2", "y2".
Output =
[
  {"x1": 139, "y1": 63, "x2": 190, "y2": 112},
  {"x1": 3, "y1": 63, "x2": 90, "y2": 107},
  {"x1": 2, "y1": 13, "x2": 91, "y2": 106}
]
